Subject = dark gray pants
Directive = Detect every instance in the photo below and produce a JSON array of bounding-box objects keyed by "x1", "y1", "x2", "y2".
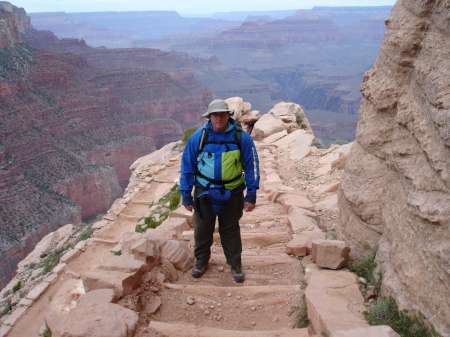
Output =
[{"x1": 193, "y1": 186, "x2": 244, "y2": 268}]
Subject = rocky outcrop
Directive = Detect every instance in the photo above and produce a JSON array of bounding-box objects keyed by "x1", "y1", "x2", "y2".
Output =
[{"x1": 338, "y1": 0, "x2": 450, "y2": 335}]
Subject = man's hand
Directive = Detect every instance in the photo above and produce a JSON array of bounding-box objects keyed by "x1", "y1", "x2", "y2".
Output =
[
  {"x1": 244, "y1": 202, "x2": 255, "y2": 212},
  {"x1": 184, "y1": 205, "x2": 193, "y2": 212}
]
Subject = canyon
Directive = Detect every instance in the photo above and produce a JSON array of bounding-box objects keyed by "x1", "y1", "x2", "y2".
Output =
[
  {"x1": 0, "y1": 1, "x2": 448, "y2": 336},
  {"x1": 29, "y1": 6, "x2": 392, "y2": 141},
  {"x1": 0, "y1": 3, "x2": 212, "y2": 289}
]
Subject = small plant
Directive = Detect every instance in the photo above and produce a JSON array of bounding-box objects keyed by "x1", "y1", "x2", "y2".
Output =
[
  {"x1": 364, "y1": 297, "x2": 440, "y2": 337},
  {"x1": 182, "y1": 128, "x2": 198, "y2": 144},
  {"x1": 12, "y1": 281, "x2": 22, "y2": 293},
  {"x1": 0, "y1": 304, "x2": 11, "y2": 318},
  {"x1": 169, "y1": 192, "x2": 181, "y2": 210},
  {"x1": 289, "y1": 295, "x2": 309, "y2": 328},
  {"x1": 41, "y1": 326, "x2": 52, "y2": 337},
  {"x1": 295, "y1": 112, "x2": 303, "y2": 125},
  {"x1": 311, "y1": 138, "x2": 324, "y2": 149},
  {"x1": 42, "y1": 249, "x2": 64, "y2": 274},
  {"x1": 349, "y1": 250, "x2": 377, "y2": 284},
  {"x1": 113, "y1": 250, "x2": 122, "y2": 256}
]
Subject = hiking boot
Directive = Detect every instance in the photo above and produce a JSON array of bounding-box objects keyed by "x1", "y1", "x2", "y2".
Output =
[
  {"x1": 231, "y1": 265, "x2": 245, "y2": 283},
  {"x1": 191, "y1": 264, "x2": 206, "y2": 278}
]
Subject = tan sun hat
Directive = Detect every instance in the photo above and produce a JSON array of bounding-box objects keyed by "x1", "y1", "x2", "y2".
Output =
[{"x1": 202, "y1": 99, "x2": 235, "y2": 118}]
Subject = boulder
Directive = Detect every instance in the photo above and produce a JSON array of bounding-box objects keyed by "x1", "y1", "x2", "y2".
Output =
[
  {"x1": 52, "y1": 302, "x2": 138, "y2": 337},
  {"x1": 82, "y1": 269, "x2": 143, "y2": 298},
  {"x1": 252, "y1": 113, "x2": 286, "y2": 140},
  {"x1": 161, "y1": 240, "x2": 195, "y2": 272},
  {"x1": 311, "y1": 239, "x2": 350, "y2": 269},
  {"x1": 286, "y1": 231, "x2": 326, "y2": 256},
  {"x1": 121, "y1": 231, "x2": 162, "y2": 269}
]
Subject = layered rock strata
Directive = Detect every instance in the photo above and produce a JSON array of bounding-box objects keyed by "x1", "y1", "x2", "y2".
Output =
[
  {"x1": 338, "y1": 0, "x2": 450, "y2": 335},
  {"x1": 0, "y1": 3, "x2": 211, "y2": 289}
]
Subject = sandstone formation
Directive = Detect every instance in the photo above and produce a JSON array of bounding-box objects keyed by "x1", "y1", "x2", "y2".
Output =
[{"x1": 338, "y1": 0, "x2": 450, "y2": 335}]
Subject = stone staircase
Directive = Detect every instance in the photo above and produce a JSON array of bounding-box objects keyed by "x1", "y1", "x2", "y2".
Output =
[{"x1": 142, "y1": 188, "x2": 308, "y2": 336}]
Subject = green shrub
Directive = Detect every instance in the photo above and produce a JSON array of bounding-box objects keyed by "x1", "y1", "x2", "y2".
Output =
[
  {"x1": 12, "y1": 281, "x2": 22, "y2": 293},
  {"x1": 364, "y1": 297, "x2": 440, "y2": 337},
  {"x1": 311, "y1": 138, "x2": 324, "y2": 149},
  {"x1": 295, "y1": 112, "x2": 303, "y2": 125},
  {"x1": 0, "y1": 305, "x2": 11, "y2": 318},
  {"x1": 113, "y1": 250, "x2": 122, "y2": 256},
  {"x1": 349, "y1": 250, "x2": 378, "y2": 284},
  {"x1": 182, "y1": 128, "x2": 198, "y2": 144},
  {"x1": 169, "y1": 192, "x2": 181, "y2": 210}
]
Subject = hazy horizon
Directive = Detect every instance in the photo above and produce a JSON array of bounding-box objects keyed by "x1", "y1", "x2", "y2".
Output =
[{"x1": 11, "y1": 0, "x2": 396, "y2": 15}]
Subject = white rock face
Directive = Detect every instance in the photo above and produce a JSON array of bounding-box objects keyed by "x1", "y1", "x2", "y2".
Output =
[{"x1": 337, "y1": 0, "x2": 450, "y2": 335}]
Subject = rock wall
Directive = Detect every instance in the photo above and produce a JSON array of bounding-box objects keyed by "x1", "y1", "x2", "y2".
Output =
[{"x1": 337, "y1": 0, "x2": 450, "y2": 335}]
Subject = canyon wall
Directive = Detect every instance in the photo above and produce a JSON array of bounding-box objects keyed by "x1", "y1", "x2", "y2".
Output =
[
  {"x1": 0, "y1": 3, "x2": 212, "y2": 289},
  {"x1": 337, "y1": 0, "x2": 449, "y2": 335}
]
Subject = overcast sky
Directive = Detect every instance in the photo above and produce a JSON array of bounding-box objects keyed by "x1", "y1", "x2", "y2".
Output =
[{"x1": 11, "y1": 0, "x2": 396, "y2": 15}]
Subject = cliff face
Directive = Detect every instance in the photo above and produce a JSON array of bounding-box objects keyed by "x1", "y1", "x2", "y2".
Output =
[
  {"x1": 0, "y1": 3, "x2": 212, "y2": 289},
  {"x1": 338, "y1": 0, "x2": 450, "y2": 335}
]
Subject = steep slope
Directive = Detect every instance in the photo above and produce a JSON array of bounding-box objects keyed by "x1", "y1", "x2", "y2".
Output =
[
  {"x1": 0, "y1": 2, "x2": 212, "y2": 289},
  {"x1": 338, "y1": 0, "x2": 450, "y2": 335}
]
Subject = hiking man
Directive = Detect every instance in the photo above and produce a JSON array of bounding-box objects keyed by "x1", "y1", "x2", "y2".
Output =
[{"x1": 180, "y1": 99, "x2": 260, "y2": 282}]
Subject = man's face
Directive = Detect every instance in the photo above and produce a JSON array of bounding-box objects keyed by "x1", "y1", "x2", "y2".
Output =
[{"x1": 209, "y1": 111, "x2": 230, "y2": 132}]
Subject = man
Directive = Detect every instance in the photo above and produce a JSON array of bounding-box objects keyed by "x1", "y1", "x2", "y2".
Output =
[{"x1": 180, "y1": 99, "x2": 260, "y2": 282}]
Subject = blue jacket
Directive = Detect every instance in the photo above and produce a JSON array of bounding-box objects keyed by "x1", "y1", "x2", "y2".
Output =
[{"x1": 180, "y1": 119, "x2": 260, "y2": 205}]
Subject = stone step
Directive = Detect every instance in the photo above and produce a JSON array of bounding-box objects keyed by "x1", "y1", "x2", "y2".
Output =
[
  {"x1": 149, "y1": 321, "x2": 308, "y2": 337},
  {"x1": 212, "y1": 250, "x2": 294, "y2": 263}
]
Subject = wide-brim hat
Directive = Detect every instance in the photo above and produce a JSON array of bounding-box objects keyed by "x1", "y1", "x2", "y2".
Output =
[{"x1": 202, "y1": 99, "x2": 235, "y2": 118}]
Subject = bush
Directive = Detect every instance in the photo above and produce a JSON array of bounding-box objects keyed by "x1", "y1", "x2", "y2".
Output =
[
  {"x1": 364, "y1": 297, "x2": 440, "y2": 337},
  {"x1": 0, "y1": 304, "x2": 11, "y2": 318},
  {"x1": 182, "y1": 128, "x2": 198, "y2": 144},
  {"x1": 311, "y1": 138, "x2": 324, "y2": 149},
  {"x1": 12, "y1": 281, "x2": 22, "y2": 293},
  {"x1": 295, "y1": 112, "x2": 303, "y2": 124}
]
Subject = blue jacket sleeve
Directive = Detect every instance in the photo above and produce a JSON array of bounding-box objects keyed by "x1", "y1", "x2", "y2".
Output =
[
  {"x1": 179, "y1": 129, "x2": 202, "y2": 205},
  {"x1": 240, "y1": 131, "x2": 260, "y2": 203}
]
